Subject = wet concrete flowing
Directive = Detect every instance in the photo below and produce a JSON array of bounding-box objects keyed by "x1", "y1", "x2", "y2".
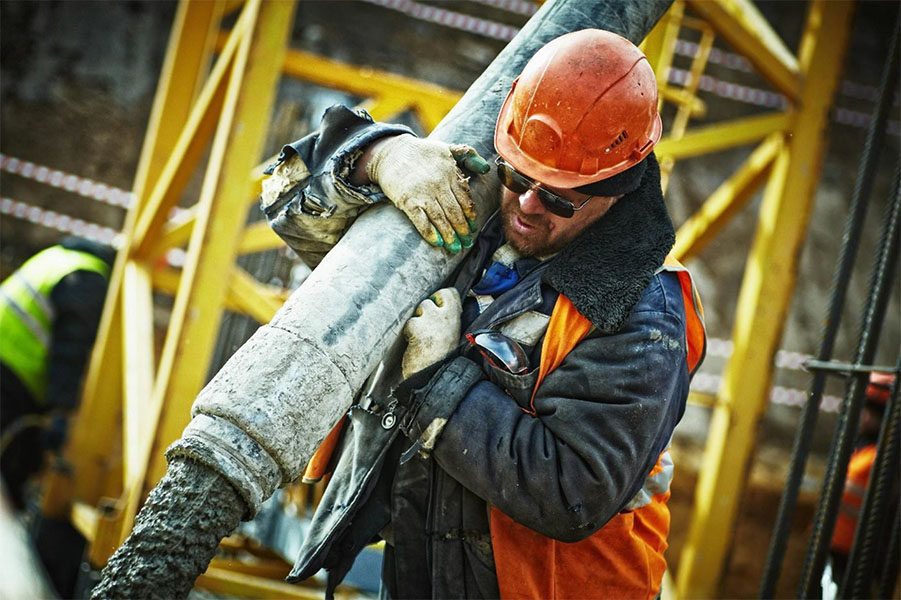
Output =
[{"x1": 91, "y1": 459, "x2": 245, "y2": 599}]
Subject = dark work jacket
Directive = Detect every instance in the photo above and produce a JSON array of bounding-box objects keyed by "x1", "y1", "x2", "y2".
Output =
[{"x1": 264, "y1": 106, "x2": 698, "y2": 599}]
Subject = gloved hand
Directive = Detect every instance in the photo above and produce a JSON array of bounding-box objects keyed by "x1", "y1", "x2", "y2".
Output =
[
  {"x1": 402, "y1": 287, "x2": 462, "y2": 379},
  {"x1": 366, "y1": 134, "x2": 489, "y2": 254}
]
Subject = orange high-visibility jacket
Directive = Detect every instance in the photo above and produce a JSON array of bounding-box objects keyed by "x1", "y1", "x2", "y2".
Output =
[
  {"x1": 490, "y1": 256, "x2": 706, "y2": 600},
  {"x1": 831, "y1": 444, "x2": 877, "y2": 555}
]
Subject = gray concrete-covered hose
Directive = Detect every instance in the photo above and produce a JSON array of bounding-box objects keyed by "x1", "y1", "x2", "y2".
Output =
[{"x1": 91, "y1": 458, "x2": 245, "y2": 600}]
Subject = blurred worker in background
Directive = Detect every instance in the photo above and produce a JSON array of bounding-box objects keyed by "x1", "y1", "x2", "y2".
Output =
[
  {"x1": 825, "y1": 371, "x2": 897, "y2": 593},
  {"x1": 263, "y1": 29, "x2": 706, "y2": 599},
  {"x1": 0, "y1": 236, "x2": 114, "y2": 510}
]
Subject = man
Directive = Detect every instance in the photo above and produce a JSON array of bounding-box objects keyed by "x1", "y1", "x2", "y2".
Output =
[
  {"x1": 263, "y1": 29, "x2": 705, "y2": 599},
  {"x1": 0, "y1": 236, "x2": 114, "y2": 509}
]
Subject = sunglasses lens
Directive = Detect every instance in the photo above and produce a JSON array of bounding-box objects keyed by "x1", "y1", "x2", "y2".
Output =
[
  {"x1": 472, "y1": 331, "x2": 529, "y2": 374},
  {"x1": 497, "y1": 159, "x2": 576, "y2": 218},
  {"x1": 497, "y1": 163, "x2": 530, "y2": 194},
  {"x1": 536, "y1": 191, "x2": 575, "y2": 218}
]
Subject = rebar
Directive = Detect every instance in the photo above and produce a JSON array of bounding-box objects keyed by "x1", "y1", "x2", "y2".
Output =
[
  {"x1": 842, "y1": 348, "x2": 901, "y2": 595},
  {"x1": 798, "y1": 168, "x2": 901, "y2": 597},
  {"x1": 758, "y1": 17, "x2": 900, "y2": 598}
]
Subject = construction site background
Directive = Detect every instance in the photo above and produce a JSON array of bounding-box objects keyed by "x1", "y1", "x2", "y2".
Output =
[{"x1": 0, "y1": 1, "x2": 898, "y2": 597}]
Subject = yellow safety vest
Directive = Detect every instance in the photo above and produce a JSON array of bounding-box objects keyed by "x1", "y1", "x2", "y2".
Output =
[{"x1": 0, "y1": 246, "x2": 110, "y2": 404}]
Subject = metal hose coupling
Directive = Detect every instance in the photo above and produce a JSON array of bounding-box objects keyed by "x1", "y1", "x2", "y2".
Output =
[{"x1": 166, "y1": 414, "x2": 281, "y2": 518}]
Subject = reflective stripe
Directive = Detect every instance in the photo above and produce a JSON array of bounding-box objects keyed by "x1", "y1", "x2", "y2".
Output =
[
  {"x1": 0, "y1": 287, "x2": 50, "y2": 348},
  {"x1": 12, "y1": 270, "x2": 55, "y2": 324},
  {"x1": 624, "y1": 449, "x2": 675, "y2": 510},
  {"x1": 0, "y1": 245, "x2": 110, "y2": 403}
]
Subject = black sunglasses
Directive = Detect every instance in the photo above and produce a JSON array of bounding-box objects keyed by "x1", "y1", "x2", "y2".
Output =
[
  {"x1": 465, "y1": 329, "x2": 530, "y2": 374},
  {"x1": 496, "y1": 158, "x2": 594, "y2": 219}
]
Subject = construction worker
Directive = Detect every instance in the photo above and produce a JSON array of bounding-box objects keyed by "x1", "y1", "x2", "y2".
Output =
[
  {"x1": 825, "y1": 371, "x2": 897, "y2": 593},
  {"x1": 263, "y1": 29, "x2": 706, "y2": 599},
  {"x1": 0, "y1": 236, "x2": 114, "y2": 509}
]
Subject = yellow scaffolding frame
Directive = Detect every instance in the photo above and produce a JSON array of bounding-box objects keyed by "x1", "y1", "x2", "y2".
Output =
[
  {"x1": 654, "y1": 2, "x2": 854, "y2": 598},
  {"x1": 43, "y1": 0, "x2": 855, "y2": 597}
]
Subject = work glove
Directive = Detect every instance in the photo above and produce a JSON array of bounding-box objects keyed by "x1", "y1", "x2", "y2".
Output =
[
  {"x1": 401, "y1": 287, "x2": 462, "y2": 379},
  {"x1": 366, "y1": 134, "x2": 489, "y2": 254}
]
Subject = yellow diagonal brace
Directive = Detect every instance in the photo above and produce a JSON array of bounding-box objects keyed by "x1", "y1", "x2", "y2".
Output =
[
  {"x1": 672, "y1": 133, "x2": 782, "y2": 261},
  {"x1": 48, "y1": 0, "x2": 224, "y2": 514},
  {"x1": 655, "y1": 111, "x2": 790, "y2": 161},
  {"x1": 675, "y1": 3, "x2": 854, "y2": 597},
  {"x1": 238, "y1": 221, "x2": 285, "y2": 255},
  {"x1": 151, "y1": 266, "x2": 265, "y2": 316},
  {"x1": 131, "y1": 14, "x2": 247, "y2": 258},
  {"x1": 226, "y1": 266, "x2": 286, "y2": 323},
  {"x1": 142, "y1": 0, "x2": 296, "y2": 493},
  {"x1": 148, "y1": 161, "x2": 270, "y2": 258},
  {"x1": 687, "y1": 0, "x2": 801, "y2": 102}
]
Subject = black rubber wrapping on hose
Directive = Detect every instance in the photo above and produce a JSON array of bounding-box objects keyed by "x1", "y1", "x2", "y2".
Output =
[
  {"x1": 758, "y1": 15, "x2": 900, "y2": 597},
  {"x1": 91, "y1": 458, "x2": 246, "y2": 600}
]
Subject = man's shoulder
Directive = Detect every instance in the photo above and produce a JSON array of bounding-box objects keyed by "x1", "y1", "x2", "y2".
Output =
[{"x1": 628, "y1": 270, "x2": 687, "y2": 326}]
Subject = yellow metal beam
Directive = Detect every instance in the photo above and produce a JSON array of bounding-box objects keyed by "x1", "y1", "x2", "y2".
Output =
[
  {"x1": 672, "y1": 133, "x2": 782, "y2": 261},
  {"x1": 686, "y1": 0, "x2": 801, "y2": 102},
  {"x1": 121, "y1": 261, "x2": 156, "y2": 487},
  {"x1": 642, "y1": 1, "x2": 685, "y2": 113},
  {"x1": 675, "y1": 2, "x2": 854, "y2": 597},
  {"x1": 196, "y1": 567, "x2": 321, "y2": 600},
  {"x1": 142, "y1": 0, "x2": 296, "y2": 493},
  {"x1": 226, "y1": 266, "x2": 287, "y2": 324},
  {"x1": 47, "y1": 0, "x2": 224, "y2": 513},
  {"x1": 661, "y1": 87, "x2": 707, "y2": 118},
  {"x1": 131, "y1": 13, "x2": 246, "y2": 258},
  {"x1": 660, "y1": 22, "x2": 715, "y2": 192},
  {"x1": 654, "y1": 111, "x2": 790, "y2": 161},
  {"x1": 237, "y1": 221, "x2": 286, "y2": 255}
]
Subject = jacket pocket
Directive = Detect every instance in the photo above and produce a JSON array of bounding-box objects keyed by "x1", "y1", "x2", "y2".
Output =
[{"x1": 483, "y1": 362, "x2": 539, "y2": 411}]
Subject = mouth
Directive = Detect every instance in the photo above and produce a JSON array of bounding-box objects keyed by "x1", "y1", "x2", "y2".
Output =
[{"x1": 512, "y1": 214, "x2": 537, "y2": 235}]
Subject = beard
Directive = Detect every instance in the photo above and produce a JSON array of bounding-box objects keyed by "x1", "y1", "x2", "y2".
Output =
[{"x1": 500, "y1": 194, "x2": 574, "y2": 258}]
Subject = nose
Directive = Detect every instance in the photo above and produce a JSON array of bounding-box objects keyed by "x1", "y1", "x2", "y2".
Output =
[{"x1": 518, "y1": 188, "x2": 547, "y2": 215}]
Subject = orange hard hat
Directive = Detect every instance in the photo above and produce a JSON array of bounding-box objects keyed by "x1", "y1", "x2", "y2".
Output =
[
  {"x1": 866, "y1": 371, "x2": 895, "y2": 405},
  {"x1": 494, "y1": 28, "x2": 662, "y2": 190}
]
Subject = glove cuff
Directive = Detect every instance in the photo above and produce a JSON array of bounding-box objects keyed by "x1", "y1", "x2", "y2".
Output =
[{"x1": 397, "y1": 356, "x2": 484, "y2": 455}]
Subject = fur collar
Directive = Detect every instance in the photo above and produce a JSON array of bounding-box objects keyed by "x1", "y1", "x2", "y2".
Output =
[{"x1": 542, "y1": 154, "x2": 675, "y2": 334}]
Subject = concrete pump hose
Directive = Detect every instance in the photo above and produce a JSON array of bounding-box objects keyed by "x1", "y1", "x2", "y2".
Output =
[
  {"x1": 95, "y1": 0, "x2": 671, "y2": 597},
  {"x1": 92, "y1": 458, "x2": 245, "y2": 599}
]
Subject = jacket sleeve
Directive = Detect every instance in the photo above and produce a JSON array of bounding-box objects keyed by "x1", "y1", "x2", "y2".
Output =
[
  {"x1": 407, "y1": 306, "x2": 690, "y2": 543},
  {"x1": 47, "y1": 270, "x2": 108, "y2": 411},
  {"x1": 262, "y1": 105, "x2": 414, "y2": 266}
]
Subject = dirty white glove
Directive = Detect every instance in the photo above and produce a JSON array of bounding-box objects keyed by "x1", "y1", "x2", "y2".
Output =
[
  {"x1": 402, "y1": 288, "x2": 462, "y2": 379},
  {"x1": 366, "y1": 134, "x2": 488, "y2": 254}
]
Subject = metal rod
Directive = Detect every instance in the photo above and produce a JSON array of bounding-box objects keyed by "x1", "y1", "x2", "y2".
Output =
[
  {"x1": 803, "y1": 360, "x2": 899, "y2": 375},
  {"x1": 877, "y1": 508, "x2": 901, "y2": 599},
  {"x1": 799, "y1": 168, "x2": 901, "y2": 597},
  {"x1": 844, "y1": 355, "x2": 901, "y2": 597},
  {"x1": 758, "y1": 15, "x2": 901, "y2": 598}
]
